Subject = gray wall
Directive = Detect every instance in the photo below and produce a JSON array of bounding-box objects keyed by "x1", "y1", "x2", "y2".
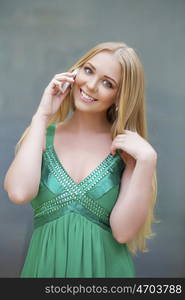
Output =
[{"x1": 0, "y1": 0, "x2": 185, "y2": 277}]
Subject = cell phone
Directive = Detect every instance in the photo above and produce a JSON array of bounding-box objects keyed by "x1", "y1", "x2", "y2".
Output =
[{"x1": 60, "y1": 68, "x2": 80, "y2": 94}]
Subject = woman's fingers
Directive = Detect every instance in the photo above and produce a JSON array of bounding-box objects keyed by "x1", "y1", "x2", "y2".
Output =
[
  {"x1": 54, "y1": 72, "x2": 76, "y2": 80},
  {"x1": 53, "y1": 76, "x2": 75, "y2": 84},
  {"x1": 44, "y1": 71, "x2": 78, "y2": 97},
  {"x1": 51, "y1": 79, "x2": 62, "y2": 91},
  {"x1": 50, "y1": 78, "x2": 74, "y2": 92},
  {"x1": 111, "y1": 142, "x2": 120, "y2": 155},
  {"x1": 52, "y1": 77, "x2": 74, "y2": 85},
  {"x1": 55, "y1": 72, "x2": 75, "y2": 76}
]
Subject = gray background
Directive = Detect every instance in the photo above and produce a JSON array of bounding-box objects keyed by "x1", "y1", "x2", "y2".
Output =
[{"x1": 0, "y1": 0, "x2": 185, "y2": 277}]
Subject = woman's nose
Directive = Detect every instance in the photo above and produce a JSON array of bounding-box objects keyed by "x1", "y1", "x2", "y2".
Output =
[{"x1": 86, "y1": 78, "x2": 98, "y2": 92}]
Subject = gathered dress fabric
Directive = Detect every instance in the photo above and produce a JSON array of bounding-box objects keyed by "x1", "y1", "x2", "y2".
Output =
[{"x1": 20, "y1": 123, "x2": 135, "y2": 278}]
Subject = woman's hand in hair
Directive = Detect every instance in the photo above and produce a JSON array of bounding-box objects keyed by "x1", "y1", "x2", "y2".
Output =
[
  {"x1": 111, "y1": 130, "x2": 157, "y2": 167},
  {"x1": 35, "y1": 72, "x2": 75, "y2": 120}
]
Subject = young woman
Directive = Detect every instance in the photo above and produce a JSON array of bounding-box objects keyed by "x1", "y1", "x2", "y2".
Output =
[{"x1": 4, "y1": 41, "x2": 157, "y2": 278}]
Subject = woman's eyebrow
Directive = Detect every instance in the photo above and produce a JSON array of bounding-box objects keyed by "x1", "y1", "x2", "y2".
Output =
[{"x1": 86, "y1": 62, "x2": 118, "y2": 87}]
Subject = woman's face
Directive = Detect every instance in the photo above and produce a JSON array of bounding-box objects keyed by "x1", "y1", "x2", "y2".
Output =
[{"x1": 73, "y1": 51, "x2": 121, "y2": 113}]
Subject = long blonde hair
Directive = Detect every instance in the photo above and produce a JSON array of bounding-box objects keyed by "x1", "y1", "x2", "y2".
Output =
[{"x1": 15, "y1": 41, "x2": 157, "y2": 254}]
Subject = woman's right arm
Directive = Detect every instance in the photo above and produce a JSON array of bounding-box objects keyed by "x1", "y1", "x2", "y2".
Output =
[
  {"x1": 3, "y1": 113, "x2": 48, "y2": 204},
  {"x1": 3, "y1": 71, "x2": 76, "y2": 204}
]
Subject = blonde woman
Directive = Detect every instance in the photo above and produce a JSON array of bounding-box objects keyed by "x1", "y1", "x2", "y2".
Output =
[{"x1": 4, "y1": 42, "x2": 157, "y2": 278}]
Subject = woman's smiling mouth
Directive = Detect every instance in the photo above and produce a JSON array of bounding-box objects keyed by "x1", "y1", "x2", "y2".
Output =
[{"x1": 80, "y1": 88, "x2": 98, "y2": 103}]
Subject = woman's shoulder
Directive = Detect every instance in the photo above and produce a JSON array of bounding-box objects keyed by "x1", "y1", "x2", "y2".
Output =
[{"x1": 47, "y1": 120, "x2": 66, "y2": 133}]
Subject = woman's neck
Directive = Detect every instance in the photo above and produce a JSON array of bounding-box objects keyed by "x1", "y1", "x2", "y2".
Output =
[{"x1": 65, "y1": 110, "x2": 111, "y2": 134}]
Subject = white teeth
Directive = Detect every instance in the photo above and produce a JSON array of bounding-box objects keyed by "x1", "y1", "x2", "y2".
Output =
[{"x1": 81, "y1": 90, "x2": 96, "y2": 101}]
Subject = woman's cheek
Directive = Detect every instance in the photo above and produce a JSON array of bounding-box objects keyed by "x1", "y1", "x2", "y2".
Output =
[
  {"x1": 75, "y1": 72, "x2": 85, "y2": 86},
  {"x1": 102, "y1": 90, "x2": 116, "y2": 103}
]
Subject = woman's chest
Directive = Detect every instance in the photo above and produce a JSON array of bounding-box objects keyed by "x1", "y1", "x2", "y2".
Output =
[{"x1": 54, "y1": 136, "x2": 112, "y2": 184}]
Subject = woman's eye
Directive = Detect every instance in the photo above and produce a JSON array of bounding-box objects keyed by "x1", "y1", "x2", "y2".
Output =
[
  {"x1": 83, "y1": 67, "x2": 113, "y2": 88},
  {"x1": 84, "y1": 66, "x2": 92, "y2": 74},
  {"x1": 102, "y1": 80, "x2": 113, "y2": 88}
]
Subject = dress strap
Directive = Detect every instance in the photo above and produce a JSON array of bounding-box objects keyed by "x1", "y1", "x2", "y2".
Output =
[{"x1": 46, "y1": 122, "x2": 57, "y2": 148}]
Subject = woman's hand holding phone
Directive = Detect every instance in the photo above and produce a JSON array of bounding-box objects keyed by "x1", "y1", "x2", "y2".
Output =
[{"x1": 35, "y1": 69, "x2": 79, "y2": 122}]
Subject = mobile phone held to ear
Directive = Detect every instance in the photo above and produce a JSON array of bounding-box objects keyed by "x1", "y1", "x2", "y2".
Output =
[{"x1": 60, "y1": 68, "x2": 80, "y2": 94}]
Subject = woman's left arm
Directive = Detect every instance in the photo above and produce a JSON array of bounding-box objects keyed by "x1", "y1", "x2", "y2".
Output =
[{"x1": 109, "y1": 130, "x2": 157, "y2": 244}]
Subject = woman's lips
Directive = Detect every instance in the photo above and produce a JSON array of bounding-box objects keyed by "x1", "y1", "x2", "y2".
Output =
[{"x1": 79, "y1": 88, "x2": 98, "y2": 103}]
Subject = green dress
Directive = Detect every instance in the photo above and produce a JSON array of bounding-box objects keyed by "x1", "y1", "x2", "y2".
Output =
[{"x1": 20, "y1": 123, "x2": 135, "y2": 278}]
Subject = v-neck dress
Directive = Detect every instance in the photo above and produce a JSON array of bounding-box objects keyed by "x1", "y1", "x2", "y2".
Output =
[{"x1": 20, "y1": 123, "x2": 135, "y2": 278}]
